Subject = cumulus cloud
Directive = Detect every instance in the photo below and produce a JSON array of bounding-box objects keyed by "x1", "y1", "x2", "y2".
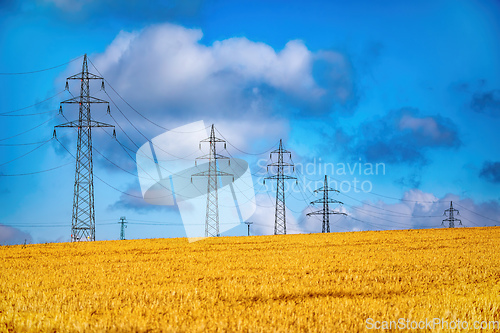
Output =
[
  {"x1": 92, "y1": 23, "x2": 355, "y2": 125},
  {"x1": 470, "y1": 89, "x2": 500, "y2": 117},
  {"x1": 108, "y1": 181, "x2": 176, "y2": 214},
  {"x1": 479, "y1": 161, "x2": 500, "y2": 184},
  {"x1": 57, "y1": 22, "x2": 358, "y2": 178},
  {"x1": 332, "y1": 108, "x2": 461, "y2": 165},
  {"x1": 292, "y1": 189, "x2": 500, "y2": 233},
  {"x1": 394, "y1": 173, "x2": 421, "y2": 189},
  {"x1": 0, "y1": 224, "x2": 32, "y2": 245}
]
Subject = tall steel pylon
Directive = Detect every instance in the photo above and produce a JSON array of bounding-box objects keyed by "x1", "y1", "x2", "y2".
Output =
[
  {"x1": 119, "y1": 216, "x2": 127, "y2": 240},
  {"x1": 442, "y1": 201, "x2": 462, "y2": 228},
  {"x1": 54, "y1": 54, "x2": 115, "y2": 242},
  {"x1": 264, "y1": 139, "x2": 296, "y2": 235},
  {"x1": 307, "y1": 175, "x2": 347, "y2": 233},
  {"x1": 192, "y1": 124, "x2": 233, "y2": 237}
]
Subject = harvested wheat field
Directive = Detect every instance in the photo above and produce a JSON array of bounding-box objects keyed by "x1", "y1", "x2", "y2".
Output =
[{"x1": 1, "y1": 227, "x2": 499, "y2": 332}]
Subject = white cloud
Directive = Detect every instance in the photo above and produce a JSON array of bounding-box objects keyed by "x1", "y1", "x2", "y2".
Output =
[
  {"x1": 344, "y1": 189, "x2": 500, "y2": 230},
  {"x1": 87, "y1": 22, "x2": 354, "y2": 151},
  {"x1": 249, "y1": 189, "x2": 500, "y2": 235}
]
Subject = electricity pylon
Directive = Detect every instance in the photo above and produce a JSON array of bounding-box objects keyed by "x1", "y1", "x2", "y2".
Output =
[
  {"x1": 119, "y1": 216, "x2": 127, "y2": 240},
  {"x1": 442, "y1": 201, "x2": 462, "y2": 228},
  {"x1": 307, "y1": 175, "x2": 346, "y2": 232},
  {"x1": 244, "y1": 221, "x2": 253, "y2": 236},
  {"x1": 264, "y1": 139, "x2": 296, "y2": 235},
  {"x1": 54, "y1": 54, "x2": 115, "y2": 242},
  {"x1": 192, "y1": 124, "x2": 233, "y2": 237}
]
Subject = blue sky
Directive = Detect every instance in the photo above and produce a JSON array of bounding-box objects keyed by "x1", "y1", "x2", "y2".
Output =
[{"x1": 1, "y1": 0, "x2": 500, "y2": 244}]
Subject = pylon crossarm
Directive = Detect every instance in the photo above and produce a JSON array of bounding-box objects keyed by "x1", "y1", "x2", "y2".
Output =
[
  {"x1": 307, "y1": 210, "x2": 347, "y2": 217},
  {"x1": 314, "y1": 187, "x2": 340, "y2": 193},
  {"x1": 310, "y1": 198, "x2": 343, "y2": 205},
  {"x1": 61, "y1": 96, "x2": 109, "y2": 104},
  {"x1": 55, "y1": 120, "x2": 114, "y2": 128},
  {"x1": 200, "y1": 137, "x2": 225, "y2": 143},
  {"x1": 195, "y1": 154, "x2": 229, "y2": 160},
  {"x1": 192, "y1": 170, "x2": 233, "y2": 178},
  {"x1": 67, "y1": 72, "x2": 103, "y2": 81},
  {"x1": 265, "y1": 175, "x2": 297, "y2": 180},
  {"x1": 270, "y1": 148, "x2": 291, "y2": 154},
  {"x1": 89, "y1": 120, "x2": 114, "y2": 128},
  {"x1": 328, "y1": 211, "x2": 347, "y2": 216},
  {"x1": 267, "y1": 161, "x2": 294, "y2": 167}
]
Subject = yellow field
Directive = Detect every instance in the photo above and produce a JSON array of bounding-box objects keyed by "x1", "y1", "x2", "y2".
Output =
[{"x1": 1, "y1": 227, "x2": 499, "y2": 332}]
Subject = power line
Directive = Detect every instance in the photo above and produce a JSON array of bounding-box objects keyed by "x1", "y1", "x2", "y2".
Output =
[
  {"x1": 104, "y1": 89, "x2": 207, "y2": 160},
  {"x1": 0, "y1": 109, "x2": 58, "y2": 117},
  {"x1": 459, "y1": 215, "x2": 484, "y2": 227},
  {"x1": 0, "y1": 139, "x2": 52, "y2": 167},
  {"x1": 0, "y1": 139, "x2": 53, "y2": 146},
  {"x1": 0, "y1": 162, "x2": 72, "y2": 177},
  {"x1": 0, "y1": 116, "x2": 57, "y2": 142},
  {"x1": 214, "y1": 127, "x2": 279, "y2": 156},
  {"x1": 88, "y1": 58, "x2": 211, "y2": 134},
  {"x1": 0, "y1": 55, "x2": 82, "y2": 75},
  {"x1": 454, "y1": 202, "x2": 500, "y2": 224},
  {"x1": 294, "y1": 167, "x2": 446, "y2": 204},
  {"x1": 56, "y1": 138, "x2": 144, "y2": 199}
]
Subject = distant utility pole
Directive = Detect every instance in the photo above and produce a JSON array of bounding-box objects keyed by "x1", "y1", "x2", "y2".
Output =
[
  {"x1": 54, "y1": 54, "x2": 115, "y2": 242},
  {"x1": 264, "y1": 139, "x2": 296, "y2": 235},
  {"x1": 307, "y1": 175, "x2": 347, "y2": 233},
  {"x1": 244, "y1": 221, "x2": 253, "y2": 236},
  {"x1": 442, "y1": 201, "x2": 462, "y2": 228},
  {"x1": 119, "y1": 216, "x2": 127, "y2": 240},
  {"x1": 192, "y1": 124, "x2": 233, "y2": 237}
]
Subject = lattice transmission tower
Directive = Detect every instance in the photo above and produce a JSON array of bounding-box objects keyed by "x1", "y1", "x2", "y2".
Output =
[
  {"x1": 192, "y1": 124, "x2": 233, "y2": 237},
  {"x1": 54, "y1": 54, "x2": 115, "y2": 242},
  {"x1": 119, "y1": 216, "x2": 127, "y2": 240},
  {"x1": 264, "y1": 139, "x2": 296, "y2": 235},
  {"x1": 307, "y1": 175, "x2": 347, "y2": 233},
  {"x1": 442, "y1": 201, "x2": 462, "y2": 228}
]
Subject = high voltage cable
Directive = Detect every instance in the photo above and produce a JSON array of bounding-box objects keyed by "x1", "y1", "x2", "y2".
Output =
[
  {"x1": 293, "y1": 166, "x2": 434, "y2": 218},
  {"x1": 0, "y1": 139, "x2": 52, "y2": 167},
  {"x1": 57, "y1": 137, "x2": 180, "y2": 200},
  {"x1": 0, "y1": 162, "x2": 72, "y2": 177},
  {"x1": 346, "y1": 207, "x2": 434, "y2": 228},
  {"x1": 459, "y1": 215, "x2": 486, "y2": 227},
  {"x1": 88, "y1": 58, "x2": 210, "y2": 134},
  {"x1": 0, "y1": 116, "x2": 57, "y2": 142},
  {"x1": 214, "y1": 127, "x2": 279, "y2": 156},
  {"x1": 0, "y1": 55, "x2": 82, "y2": 75},
  {"x1": 345, "y1": 216, "x2": 385, "y2": 230},
  {"x1": 55, "y1": 138, "x2": 143, "y2": 199},
  {"x1": 345, "y1": 203, "x2": 441, "y2": 218},
  {"x1": 289, "y1": 160, "x2": 446, "y2": 220},
  {"x1": 454, "y1": 202, "x2": 500, "y2": 224},
  {"x1": 0, "y1": 139, "x2": 53, "y2": 146},
  {"x1": 104, "y1": 90, "x2": 207, "y2": 160},
  {"x1": 0, "y1": 109, "x2": 57, "y2": 117},
  {"x1": 293, "y1": 163, "x2": 447, "y2": 204},
  {"x1": 339, "y1": 191, "x2": 435, "y2": 217}
]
